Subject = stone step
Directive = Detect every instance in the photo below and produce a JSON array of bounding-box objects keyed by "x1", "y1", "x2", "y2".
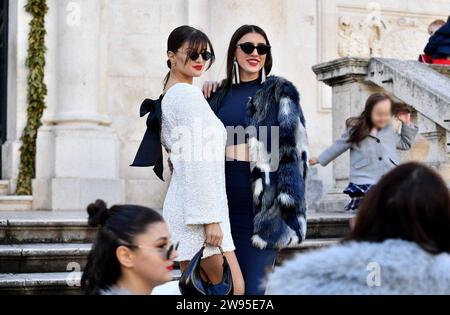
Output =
[
  {"x1": 0, "y1": 196, "x2": 33, "y2": 211},
  {"x1": 0, "y1": 270, "x2": 182, "y2": 295},
  {"x1": 0, "y1": 210, "x2": 97, "y2": 244},
  {"x1": 0, "y1": 238, "x2": 339, "y2": 274},
  {"x1": 430, "y1": 64, "x2": 450, "y2": 79},
  {"x1": 0, "y1": 181, "x2": 9, "y2": 196},
  {"x1": 0, "y1": 243, "x2": 91, "y2": 273},
  {"x1": 0, "y1": 210, "x2": 349, "y2": 294},
  {"x1": 315, "y1": 193, "x2": 350, "y2": 213},
  {"x1": 0, "y1": 237, "x2": 337, "y2": 295},
  {"x1": 0, "y1": 211, "x2": 352, "y2": 244},
  {"x1": 276, "y1": 238, "x2": 339, "y2": 265},
  {"x1": 0, "y1": 272, "x2": 82, "y2": 295}
]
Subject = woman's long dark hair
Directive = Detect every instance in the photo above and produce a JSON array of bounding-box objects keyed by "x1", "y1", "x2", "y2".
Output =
[
  {"x1": 224, "y1": 25, "x2": 273, "y2": 88},
  {"x1": 163, "y1": 25, "x2": 215, "y2": 89},
  {"x1": 346, "y1": 92, "x2": 393, "y2": 144},
  {"x1": 81, "y1": 200, "x2": 164, "y2": 295},
  {"x1": 347, "y1": 162, "x2": 450, "y2": 254}
]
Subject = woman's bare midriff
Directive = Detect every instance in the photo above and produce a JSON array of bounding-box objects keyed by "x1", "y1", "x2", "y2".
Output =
[{"x1": 225, "y1": 144, "x2": 250, "y2": 162}]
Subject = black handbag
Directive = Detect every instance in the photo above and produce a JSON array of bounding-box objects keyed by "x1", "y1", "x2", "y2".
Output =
[{"x1": 178, "y1": 245, "x2": 233, "y2": 296}]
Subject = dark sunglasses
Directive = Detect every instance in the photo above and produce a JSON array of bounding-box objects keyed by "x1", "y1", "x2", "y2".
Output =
[
  {"x1": 237, "y1": 42, "x2": 271, "y2": 55},
  {"x1": 122, "y1": 241, "x2": 179, "y2": 260},
  {"x1": 179, "y1": 50, "x2": 212, "y2": 61},
  {"x1": 163, "y1": 242, "x2": 179, "y2": 260}
]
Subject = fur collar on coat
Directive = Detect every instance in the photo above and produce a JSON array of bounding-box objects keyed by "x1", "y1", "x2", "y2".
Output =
[
  {"x1": 267, "y1": 239, "x2": 450, "y2": 295},
  {"x1": 209, "y1": 75, "x2": 309, "y2": 250}
]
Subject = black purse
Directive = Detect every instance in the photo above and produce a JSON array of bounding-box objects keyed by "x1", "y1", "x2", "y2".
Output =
[{"x1": 178, "y1": 245, "x2": 233, "y2": 296}]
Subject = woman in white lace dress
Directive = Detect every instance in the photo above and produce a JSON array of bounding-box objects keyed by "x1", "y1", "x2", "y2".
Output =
[{"x1": 148, "y1": 26, "x2": 243, "y2": 294}]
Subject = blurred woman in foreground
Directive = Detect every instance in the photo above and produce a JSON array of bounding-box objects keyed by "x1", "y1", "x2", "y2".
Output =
[
  {"x1": 268, "y1": 162, "x2": 450, "y2": 295},
  {"x1": 81, "y1": 200, "x2": 177, "y2": 295}
]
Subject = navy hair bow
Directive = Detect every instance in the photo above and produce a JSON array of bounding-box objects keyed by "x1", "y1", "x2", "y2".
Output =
[{"x1": 130, "y1": 95, "x2": 165, "y2": 181}]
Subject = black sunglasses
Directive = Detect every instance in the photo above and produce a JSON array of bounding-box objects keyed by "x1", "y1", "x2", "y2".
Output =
[
  {"x1": 122, "y1": 241, "x2": 179, "y2": 260},
  {"x1": 237, "y1": 42, "x2": 271, "y2": 55},
  {"x1": 164, "y1": 242, "x2": 179, "y2": 260},
  {"x1": 179, "y1": 50, "x2": 212, "y2": 62}
]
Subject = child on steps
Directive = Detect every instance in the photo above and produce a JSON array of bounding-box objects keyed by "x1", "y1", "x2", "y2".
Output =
[{"x1": 310, "y1": 93, "x2": 418, "y2": 212}]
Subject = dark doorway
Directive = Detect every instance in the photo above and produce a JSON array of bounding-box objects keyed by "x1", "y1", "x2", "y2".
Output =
[{"x1": 0, "y1": 0, "x2": 8, "y2": 178}]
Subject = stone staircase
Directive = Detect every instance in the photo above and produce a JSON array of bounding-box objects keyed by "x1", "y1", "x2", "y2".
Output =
[
  {"x1": 6, "y1": 57, "x2": 447, "y2": 294},
  {"x1": 0, "y1": 180, "x2": 33, "y2": 211},
  {"x1": 0, "y1": 210, "x2": 351, "y2": 295}
]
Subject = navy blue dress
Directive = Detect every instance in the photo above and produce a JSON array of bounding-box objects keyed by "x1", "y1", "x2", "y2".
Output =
[{"x1": 216, "y1": 79, "x2": 278, "y2": 295}]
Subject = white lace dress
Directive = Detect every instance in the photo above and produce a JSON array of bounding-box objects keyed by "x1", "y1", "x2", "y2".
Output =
[{"x1": 161, "y1": 83, "x2": 235, "y2": 262}]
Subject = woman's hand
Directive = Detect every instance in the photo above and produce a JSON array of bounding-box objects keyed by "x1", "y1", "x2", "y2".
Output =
[
  {"x1": 309, "y1": 157, "x2": 319, "y2": 166},
  {"x1": 397, "y1": 112, "x2": 412, "y2": 125},
  {"x1": 202, "y1": 81, "x2": 221, "y2": 99},
  {"x1": 204, "y1": 223, "x2": 223, "y2": 247}
]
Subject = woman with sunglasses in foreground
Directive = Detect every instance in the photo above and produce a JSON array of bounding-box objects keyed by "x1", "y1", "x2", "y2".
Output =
[
  {"x1": 204, "y1": 25, "x2": 309, "y2": 295},
  {"x1": 81, "y1": 200, "x2": 178, "y2": 295},
  {"x1": 132, "y1": 25, "x2": 245, "y2": 295}
]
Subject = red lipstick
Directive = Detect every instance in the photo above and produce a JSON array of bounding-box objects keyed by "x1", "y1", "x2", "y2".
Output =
[{"x1": 193, "y1": 65, "x2": 203, "y2": 71}]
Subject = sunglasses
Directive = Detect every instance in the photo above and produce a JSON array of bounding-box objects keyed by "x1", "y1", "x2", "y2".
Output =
[
  {"x1": 123, "y1": 241, "x2": 179, "y2": 260},
  {"x1": 178, "y1": 50, "x2": 212, "y2": 62},
  {"x1": 237, "y1": 42, "x2": 271, "y2": 55}
]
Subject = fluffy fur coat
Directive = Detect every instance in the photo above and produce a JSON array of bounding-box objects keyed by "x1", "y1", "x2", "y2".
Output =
[
  {"x1": 210, "y1": 76, "x2": 309, "y2": 250},
  {"x1": 267, "y1": 239, "x2": 450, "y2": 295}
]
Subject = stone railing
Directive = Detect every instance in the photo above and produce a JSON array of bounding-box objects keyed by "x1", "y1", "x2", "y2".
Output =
[{"x1": 312, "y1": 57, "x2": 450, "y2": 212}]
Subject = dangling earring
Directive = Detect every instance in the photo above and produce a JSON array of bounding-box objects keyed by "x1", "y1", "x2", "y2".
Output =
[
  {"x1": 232, "y1": 59, "x2": 240, "y2": 85},
  {"x1": 261, "y1": 66, "x2": 267, "y2": 83}
]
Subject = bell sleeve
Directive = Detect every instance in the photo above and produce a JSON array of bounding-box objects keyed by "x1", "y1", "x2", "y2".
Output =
[
  {"x1": 396, "y1": 122, "x2": 418, "y2": 151},
  {"x1": 164, "y1": 84, "x2": 227, "y2": 226}
]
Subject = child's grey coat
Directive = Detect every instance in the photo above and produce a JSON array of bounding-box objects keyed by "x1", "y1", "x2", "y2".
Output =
[{"x1": 318, "y1": 123, "x2": 418, "y2": 185}]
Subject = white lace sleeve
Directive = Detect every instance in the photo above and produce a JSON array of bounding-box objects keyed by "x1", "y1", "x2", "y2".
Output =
[{"x1": 162, "y1": 83, "x2": 229, "y2": 226}]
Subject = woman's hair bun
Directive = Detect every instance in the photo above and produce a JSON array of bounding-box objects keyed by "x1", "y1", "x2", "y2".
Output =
[{"x1": 87, "y1": 199, "x2": 110, "y2": 227}]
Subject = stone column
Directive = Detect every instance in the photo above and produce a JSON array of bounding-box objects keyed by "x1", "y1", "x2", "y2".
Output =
[
  {"x1": 1, "y1": 0, "x2": 29, "y2": 189},
  {"x1": 33, "y1": 0, "x2": 124, "y2": 210},
  {"x1": 403, "y1": 115, "x2": 446, "y2": 167}
]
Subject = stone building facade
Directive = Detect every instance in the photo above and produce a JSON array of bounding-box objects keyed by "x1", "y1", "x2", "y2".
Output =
[{"x1": 1, "y1": 0, "x2": 449, "y2": 210}]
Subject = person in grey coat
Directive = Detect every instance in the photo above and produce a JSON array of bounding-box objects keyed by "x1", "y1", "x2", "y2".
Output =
[
  {"x1": 310, "y1": 93, "x2": 418, "y2": 211},
  {"x1": 267, "y1": 162, "x2": 450, "y2": 295}
]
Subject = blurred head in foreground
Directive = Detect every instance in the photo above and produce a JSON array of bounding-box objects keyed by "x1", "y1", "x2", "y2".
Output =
[
  {"x1": 348, "y1": 162, "x2": 450, "y2": 254},
  {"x1": 81, "y1": 200, "x2": 177, "y2": 295}
]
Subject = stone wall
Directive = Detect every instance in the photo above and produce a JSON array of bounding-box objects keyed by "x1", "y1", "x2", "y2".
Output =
[{"x1": 3, "y1": 0, "x2": 450, "y2": 210}]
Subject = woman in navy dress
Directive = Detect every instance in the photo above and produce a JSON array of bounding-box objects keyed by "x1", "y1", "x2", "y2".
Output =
[
  {"x1": 215, "y1": 78, "x2": 276, "y2": 295},
  {"x1": 205, "y1": 25, "x2": 309, "y2": 295}
]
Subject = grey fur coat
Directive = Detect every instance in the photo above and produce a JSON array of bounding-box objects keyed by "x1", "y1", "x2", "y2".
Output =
[{"x1": 267, "y1": 239, "x2": 450, "y2": 295}]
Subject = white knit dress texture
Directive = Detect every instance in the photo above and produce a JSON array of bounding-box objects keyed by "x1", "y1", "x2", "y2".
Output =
[{"x1": 161, "y1": 83, "x2": 235, "y2": 262}]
